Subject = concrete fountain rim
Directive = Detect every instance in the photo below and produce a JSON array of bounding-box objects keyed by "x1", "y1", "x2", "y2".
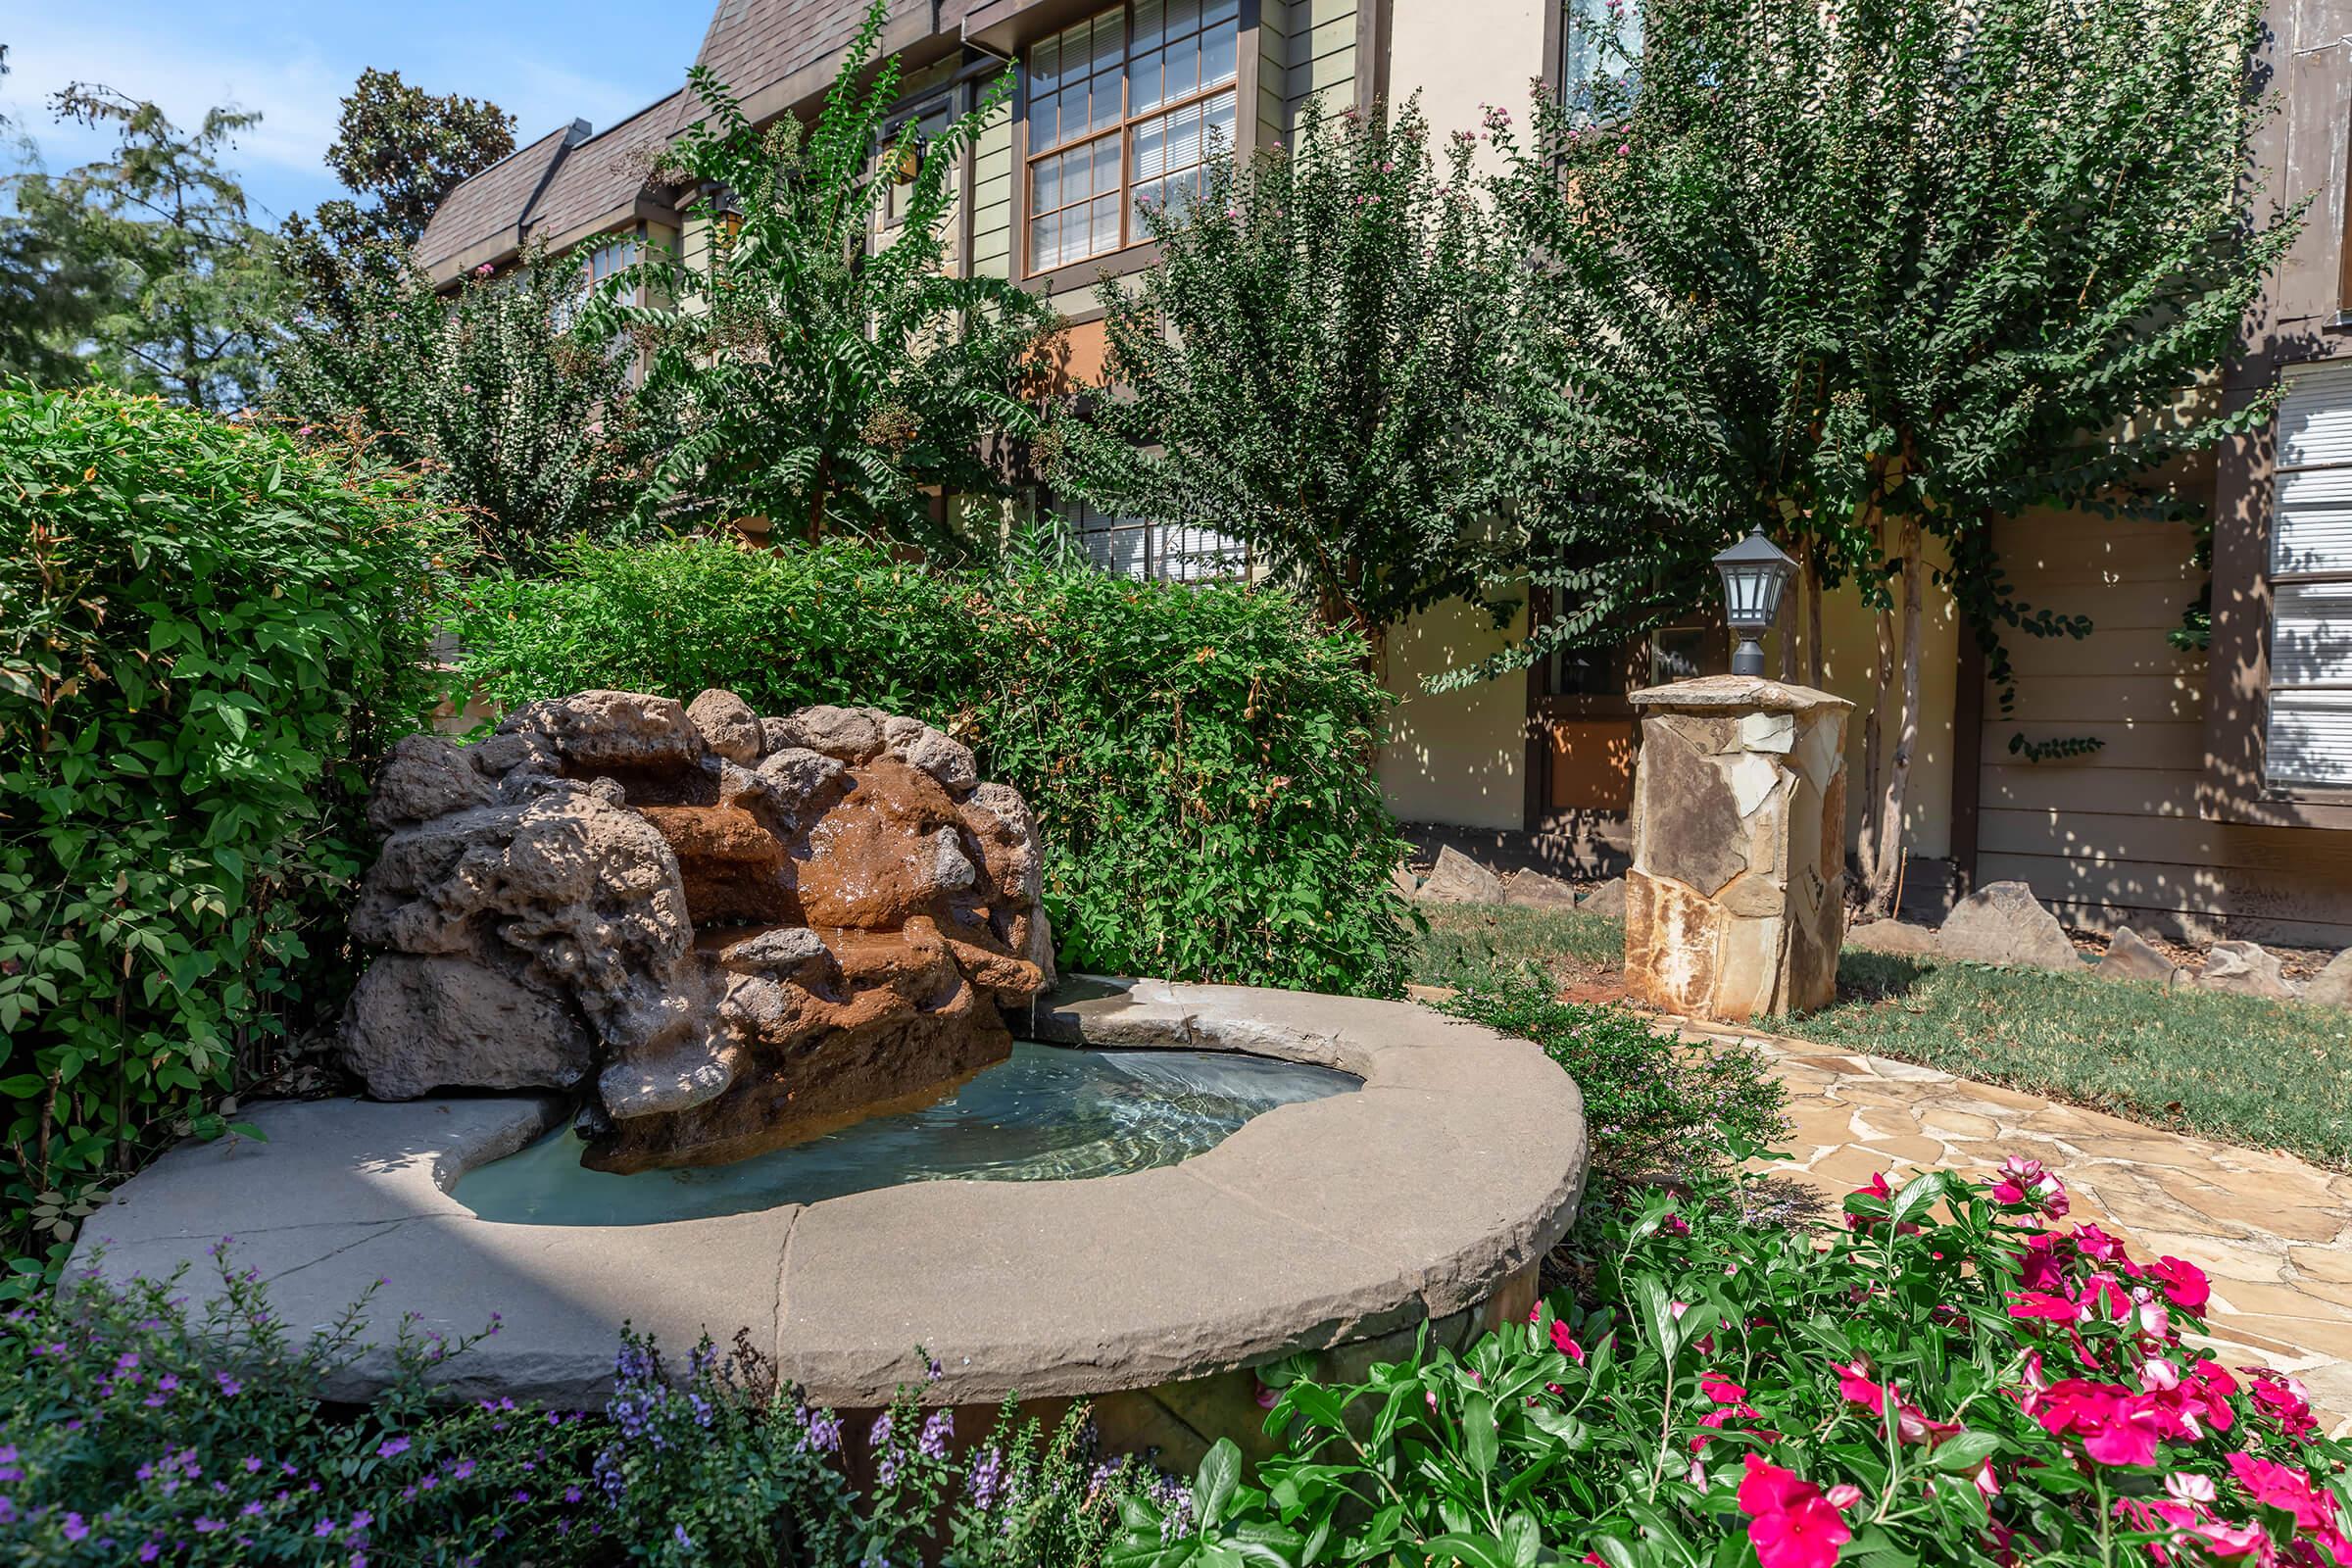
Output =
[{"x1": 69, "y1": 978, "x2": 1589, "y2": 1409}]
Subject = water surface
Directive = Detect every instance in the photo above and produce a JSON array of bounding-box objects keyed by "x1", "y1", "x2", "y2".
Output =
[{"x1": 458, "y1": 1042, "x2": 1358, "y2": 1226}]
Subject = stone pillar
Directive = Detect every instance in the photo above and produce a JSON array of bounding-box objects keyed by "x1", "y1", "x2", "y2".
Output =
[{"x1": 1623, "y1": 676, "x2": 1850, "y2": 1021}]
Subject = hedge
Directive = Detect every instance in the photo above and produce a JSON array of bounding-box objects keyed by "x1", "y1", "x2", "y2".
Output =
[
  {"x1": 0, "y1": 386, "x2": 455, "y2": 1291},
  {"x1": 447, "y1": 536, "x2": 1417, "y2": 998}
]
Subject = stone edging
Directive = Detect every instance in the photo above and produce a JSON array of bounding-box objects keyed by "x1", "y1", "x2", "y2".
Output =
[{"x1": 70, "y1": 979, "x2": 1588, "y2": 1409}]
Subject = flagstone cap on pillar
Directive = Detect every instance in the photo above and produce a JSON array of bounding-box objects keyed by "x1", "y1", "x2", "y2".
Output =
[{"x1": 1628, "y1": 674, "x2": 1853, "y2": 715}]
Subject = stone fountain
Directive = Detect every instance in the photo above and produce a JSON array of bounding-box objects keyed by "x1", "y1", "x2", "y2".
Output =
[{"x1": 338, "y1": 689, "x2": 1054, "y2": 1173}]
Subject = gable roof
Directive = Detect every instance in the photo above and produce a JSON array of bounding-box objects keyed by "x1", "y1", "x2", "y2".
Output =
[
  {"x1": 522, "y1": 88, "x2": 701, "y2": 250},
  {"x1": 416, "y1": 121, "x2": 589, "y2": 273}
]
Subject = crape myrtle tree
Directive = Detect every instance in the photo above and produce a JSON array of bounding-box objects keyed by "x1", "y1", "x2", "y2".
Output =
[
  {"x1": 590, "y1": 0, "x2": 1058, "y2": 553},
  {"x1": 1050, "y1": 95, "x2": 1539, "y2": 643},
  {"x1": 269, "y1": 243, "x2": 648, "y2": 571},
  {"x1": 1484, "y1": 0, "x2": 2298, "y2": 915}
]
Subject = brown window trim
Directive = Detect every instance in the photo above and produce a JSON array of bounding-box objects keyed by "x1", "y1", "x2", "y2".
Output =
[{"x1": 1010, "y1": 0, "x2": 1259, "y2": 286}]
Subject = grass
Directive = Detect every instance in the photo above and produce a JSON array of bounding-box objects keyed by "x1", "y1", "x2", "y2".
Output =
[{"x1": 1406, "y1": 902, "x2": 2352, "y2": 1172}]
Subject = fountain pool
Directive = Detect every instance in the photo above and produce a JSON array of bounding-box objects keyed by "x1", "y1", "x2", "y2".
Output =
[{"x1": 458, "y1": 1042, "x2": 1358, "y2": 1224}]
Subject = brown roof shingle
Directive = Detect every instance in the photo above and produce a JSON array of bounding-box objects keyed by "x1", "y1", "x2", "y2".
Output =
[
  {"x1": 694, "y1": 0, "x2": 936, "y2": 102},
  {"x1": 416, "y1": 121, "x2": 586, "y2": 270},
  {"x1": 520, "y1": 88, "x2": 702, "y2": 247}
]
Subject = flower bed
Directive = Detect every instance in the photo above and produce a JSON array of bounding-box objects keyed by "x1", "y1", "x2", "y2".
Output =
[{"x1": 1120, "y1": 1153, "x2": 2352, "y2": 1568}]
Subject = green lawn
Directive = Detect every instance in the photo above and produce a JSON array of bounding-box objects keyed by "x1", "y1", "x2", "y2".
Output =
[{"x1": 1407, "y1": 902, "x2": 2352, "y2": 1172}]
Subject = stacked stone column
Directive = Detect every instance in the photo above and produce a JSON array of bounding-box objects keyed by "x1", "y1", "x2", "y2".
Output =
[{"x1": 1624, "y1": 676, "x2": 1850, "y2": 1021}]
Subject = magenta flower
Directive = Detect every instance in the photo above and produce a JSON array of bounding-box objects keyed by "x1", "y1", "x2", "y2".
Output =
[{"x1": 1738, "y1": 1454, "x2": 1852, "y2": 1568}]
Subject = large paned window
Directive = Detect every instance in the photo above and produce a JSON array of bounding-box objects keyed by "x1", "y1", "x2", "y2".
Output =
[
  {"x1": 1025, "y1": 0, "x2": 1240, "y2": 274},
  {"x1": 2265, "y1": 358, "x2": 2352, "y2": 791}
]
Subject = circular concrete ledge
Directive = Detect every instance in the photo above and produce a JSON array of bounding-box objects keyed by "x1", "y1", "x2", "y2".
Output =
[{"x1": 71, "y1": 979, "x2": 1588, "y2": 1422}]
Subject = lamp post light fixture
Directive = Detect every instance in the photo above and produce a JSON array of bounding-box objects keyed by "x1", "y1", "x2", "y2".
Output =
[{"x1": 1713, "y1": 525, "x2": 1799, "y2": 679}]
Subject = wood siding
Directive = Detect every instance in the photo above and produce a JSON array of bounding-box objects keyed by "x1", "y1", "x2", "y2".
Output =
[{"x1": 1983, "y1": 509, "x2": 2352, "y2": 947}]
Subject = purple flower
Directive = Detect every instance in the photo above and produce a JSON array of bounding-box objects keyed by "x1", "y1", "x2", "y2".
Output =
[
  {"x1": 802, "y1": 1409, "x2": 842, "y2": 1454},
  {"x1": 216, "y1": 1372, "x2": 243, "y2": 1396},
  {"x1": 377, "y1": 1437, "x2": 410, "y2": 1460},
  {"x1": 196, "y1": 1517, "x2": 225, "y2": 1533},
  {"x1": 673, "y1": 1523, "x2": 695, "y2": 1553},
  {"x1": 241, "y1": 1501, "x2": 265, "y2": 1517},
  {"x1": 449, "y1": 1459, "x2": 475, "y2": 1482},
  {"x1": 868, "y1": 1412, "x2": 892, "y2": 1447},
  {"x1": 244, "y1": 1457, "x2": 263, "y2": 1474},
  {"x1": 63, "y1": 1513, "x2": 88, "y2": 1543},
  {"x1": 317, "y1": 1517, "x2": 338, "y2": 1538},
  {"x1": 967, "y1": 1446, "x2": 1004, "y2": 1509},
  {"x1": 919, "y1": 1409, "x2": 953, "y2": 1460}
]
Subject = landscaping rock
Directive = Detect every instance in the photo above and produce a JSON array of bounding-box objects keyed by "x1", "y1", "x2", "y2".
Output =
[
  {"x1": 1936, "y1": 881, "x2": 2083, "y2": 971},
  {"x1": 2196, "y1": 940, "x2": 2296, "y2": 1002},
  {"x1": 1844, "y1": 919, "x2": 1939, "y2": 958},
  {"x1": 341, "y1": 956, "x2": 594, "y2": 1100},
  {"x1": 1389, "y1": 862, "x2": 1420, "y2": 900},
  {"x1": 1414, "y1": 846, "x2": 1505, "y2": 905},
  {"x1": 1503, "y1": 869, "x2": 1580, "y2": 908},
  {"x1": 342, "y1": 688, "x2": 1052, "y2": 1174},
  {"x1": 2097, "y1": 926, "x2": 2178, "y2": 986},
  {"x1": 1578, "y1": 877, "x2": 1627, "y2": 918},
  {"x1": 686, "y1": 688, "x2": 763, "y2": 763},
  {"x1": 2304, "y1": 949, "x2": 2352, "y2": 1009}
]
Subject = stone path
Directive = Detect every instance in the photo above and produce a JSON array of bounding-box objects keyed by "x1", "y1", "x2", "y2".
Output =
[{"x1": 1670, "y1": 1018, "x2": 2352, "y2": 1434}]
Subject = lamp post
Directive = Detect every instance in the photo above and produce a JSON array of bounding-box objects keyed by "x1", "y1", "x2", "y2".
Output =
[{"x1": 1713, "y1": 526, "x2": 1798, "y2": 679}]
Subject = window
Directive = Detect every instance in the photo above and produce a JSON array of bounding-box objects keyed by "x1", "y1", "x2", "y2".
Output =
[
  {"x1": 584, "y1": 235, "x2": 638, "y2": 289},
  {"x1": 1560, "y1": 0, "x2": 1642, "y2": 121},
  {"x1": 2264, "y1": 359, "x2": 2352, "y2": 791},
  {"x1": 1025, "y1": 0, "x2": 1240, "y2": 274},
  {"x1": 1058, "y1": 498, "x2": 1249, "y2": 582},
  {"x1": 883, "y1": 99, "x2": 954, "y2": 227}
]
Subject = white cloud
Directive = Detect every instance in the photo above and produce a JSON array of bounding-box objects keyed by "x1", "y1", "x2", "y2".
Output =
[
  {"x1": 0, "y1": 12, "x2": 676, "y2": 222},
  {"x1": 5, "y1": 16, "x2": 345, "y2": 208}
]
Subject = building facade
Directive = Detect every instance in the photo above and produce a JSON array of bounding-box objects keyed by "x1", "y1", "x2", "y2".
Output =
[{"x1": 420, "y1": 0, "x2": 2352, "y2": 946}]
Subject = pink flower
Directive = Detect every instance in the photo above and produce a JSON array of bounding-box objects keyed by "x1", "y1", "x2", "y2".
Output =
[
  {"x1": 2166, "y1": 1473, "x2": 2219, "y2": 1505},
  {"x1": 1832, "y1": 1359, "x2": 1889, "y2": 1414},
  {"x1": 1701, "y1": 1373, "x2": 1750, "y2": 1405},
  {"x1": 1992, "y1": 1156, "x2": 2068, "y2": 1217},
  {"x1": 2244, "y1": 1369, "x2": 2318, "y2": 1440},
  {"x1": 2007, "y1": 1291, "x2": 2084, "y2": 1324},
  {"x1": 1824, "y1": 1484, "x2": 1862, "y2": 1510},
  {"x1": 473, "y1": 263, "x2": 494, "y2": 277},
  {"x1": 2229, "y1": 1453, "x2": 2332, "y2": 1530},
  {"x1": 2147, "y1": 1257, "x2": 2210, "y2": 1312},
  {"x1": 2071, "y1": 1224, "x2": 2128, "y2": 1262},
  {"x1": 2036, "y1": 1380, "x2": 2165, "y2": 1468},
  {"x1": 1528, "y1": 1303, "x2": 1586, "y2": 1363},
  {"x1": 1738, "y1": 1454, "x2": 1853, "y2": 1568}
]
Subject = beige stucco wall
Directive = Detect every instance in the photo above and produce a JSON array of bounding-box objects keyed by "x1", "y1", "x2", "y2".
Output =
[
  {"x1": 1769, "y1": 546, "x2": 1960, "y2": 862},
  {"x1": 1385, "y1": 0, "x2": 1549, "y2": 158},
  {"x1": 1378, "y1": 598, "x2": 1530, "y2": 829}
]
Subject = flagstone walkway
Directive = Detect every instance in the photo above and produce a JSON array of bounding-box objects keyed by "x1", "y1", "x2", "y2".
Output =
[{"x1": 1669, "y1": 1018, "x2": 2352, "y2": 1435}]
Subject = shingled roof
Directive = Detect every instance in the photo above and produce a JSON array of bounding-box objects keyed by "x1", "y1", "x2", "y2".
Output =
[
  {"x1": 416, "y1": 121, "x2": 587, "y2": 274},
  {"x1": 522, "y1": 88, "x2": 701, "y2": 251},
  {"x1": 694, "y1": 0, "x2": 932, "y2": 102},
  {"x1": 417, "y1": 0, "x2": 973, "y2": 281}
]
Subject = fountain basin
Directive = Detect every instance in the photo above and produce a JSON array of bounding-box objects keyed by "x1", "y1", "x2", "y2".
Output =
[{"x1": 70, "y1": 979, "x2": 1588, "y2": 1465}]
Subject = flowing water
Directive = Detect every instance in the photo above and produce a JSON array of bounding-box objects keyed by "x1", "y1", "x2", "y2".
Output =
[{"x1": 457, "y1": 1042, "x2": 1359, "y2": 1226}]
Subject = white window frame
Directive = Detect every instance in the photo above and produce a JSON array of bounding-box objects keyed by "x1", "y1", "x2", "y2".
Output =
[{"x1": 2263, "y1": 358, "x2": 2352, "y2": 792}]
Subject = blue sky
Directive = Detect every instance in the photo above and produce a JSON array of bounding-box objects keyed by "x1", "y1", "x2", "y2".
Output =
[{"x1": 2, "y1": 1, "x2": 707, "y2": 223}]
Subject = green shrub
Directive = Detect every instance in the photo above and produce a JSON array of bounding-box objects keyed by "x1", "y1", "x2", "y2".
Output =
[
  {"x1": 1439, "y1": 977, "x2": 1788, "y2": 1184},
  {"x1": 1, "y1": 1250, "x2": 1156, "y2": 1564},
  {"x1": 1123, "y1": 1156, "x2": 2352, "y2": 1568},
  {"x1": 448, "y1": 536, "x2": 1417, "y2": 996},
  {"x1": 0, "y1": 386, "x2": 453, "y2": 1292}
]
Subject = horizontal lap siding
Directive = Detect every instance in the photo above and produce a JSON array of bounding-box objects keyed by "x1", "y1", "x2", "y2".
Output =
[
  {"x1": 1982, "y1": 511, "x2": 2352, "y2": 947},
  {"x1": 970, "y1": 105, "x2": 1013, "y2": 280}
]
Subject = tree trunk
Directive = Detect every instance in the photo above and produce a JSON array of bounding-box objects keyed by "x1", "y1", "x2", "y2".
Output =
[
  {"x1": 1862, "y1": 516, "x2": 1925, "y2": 917},
  {"x1": 1857, "y1": 515, "x2": 1891, "y2": 897},
  {"x1": 1806, "y1": 543, "x2": 1825, "y2": 691},
  {"x1": 1779, "y1": 545, "x2": 1798, "y2": 682}
]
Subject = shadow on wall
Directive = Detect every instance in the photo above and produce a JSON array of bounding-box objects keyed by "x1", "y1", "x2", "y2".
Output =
[{"x1": 1376, "y1": 597, "x2": 1530, "y2": 833}]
